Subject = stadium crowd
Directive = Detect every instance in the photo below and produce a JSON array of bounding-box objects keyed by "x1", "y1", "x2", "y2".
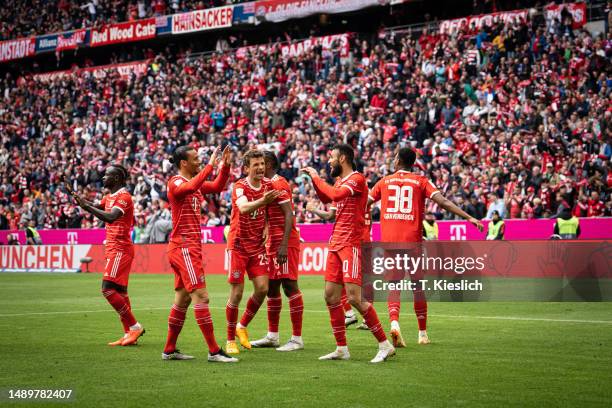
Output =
[{"x1": 0, "y1": 7, "x2": 610, "y2": 240}]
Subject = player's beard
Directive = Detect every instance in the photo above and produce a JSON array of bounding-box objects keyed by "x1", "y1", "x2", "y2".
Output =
[{"x1": 330, "y1": 163, "x2": 341, "y2": 178}]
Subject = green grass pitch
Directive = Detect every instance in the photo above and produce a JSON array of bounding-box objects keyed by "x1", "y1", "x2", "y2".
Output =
[{"x1": 1, "y1": 273, "x2": 611, "y2": 407}]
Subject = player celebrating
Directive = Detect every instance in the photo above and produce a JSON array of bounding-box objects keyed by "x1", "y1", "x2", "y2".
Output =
[
  {"x1": 250, "y1": 151, "x2": 304, "y2": 352},
  {"x1": 67, "y1": 165, "x2": 144, "y2": 347},
  {"x1": 302, "y1": 144, "x2": 395, "y2": 363},
  {"x1": 368, "y1": 147, "x2": 483, "y2": 346},
  {"x1": 225, "y1": 149, "x2": 283, "y2": 355},
  {"x1": 305, "y1": 200, "x2": 372, "y2": 328},
  {"x1": 162, "y1": 145, "x2": 237, "y2": 363}
]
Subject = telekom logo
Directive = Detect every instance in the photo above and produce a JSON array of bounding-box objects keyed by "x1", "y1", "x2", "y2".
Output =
[
  {"x1": 67, "y1": 232, "x2": 78, "y2": 244},
  {"x1": 450, "y1": 225, "x2": 467, "y2": 241}
]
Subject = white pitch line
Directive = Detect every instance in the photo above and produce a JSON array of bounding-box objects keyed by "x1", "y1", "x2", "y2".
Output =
[
  {"x1": 429, "y1": 314, "x2": 612, "y2": 325},
  {"x1": 0, "y1": 307, "x2": 611, "y2": 325}
]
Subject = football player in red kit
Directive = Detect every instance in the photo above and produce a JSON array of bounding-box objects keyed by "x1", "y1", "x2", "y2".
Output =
[
  {"x1": 67, "y1": 165, "x2": 144, "y2": 347},
  {"x1": 162, "y1": 145, "x2": 237, "y2": 363},
  {"x1": 250, "y1": 151, "x2": 304, "y2": 352},
  {"x1": 225, "y1": 149, "x2": 283, "y2": 355},
  {"x1": 302, "y1": 144, "x2": 395, "y2": 363},
  {"x1": 368, "y1": 147, "x2": 483, "y2": 347}
]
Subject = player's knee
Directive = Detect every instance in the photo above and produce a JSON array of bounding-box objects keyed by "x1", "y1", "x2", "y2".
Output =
[
  {"x1": 192, "y1": 291, "x2": 209, "y2": 304},
  {"x1": 324, "y1": 290, "x2": 340, "y2": 305},
  {"x1": 282, "y1": 282, "x2": 299, "y2": 297},
  {"x1": 254, "y1": 286, "x2": 268, "y2": 301}
]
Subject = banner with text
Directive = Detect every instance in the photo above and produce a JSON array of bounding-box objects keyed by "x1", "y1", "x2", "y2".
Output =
[
  {"x1": 254, "y1": 0, "x2": 382, "y2": 23},
  {"x1": 0, "y1": 37, "x2": 36, "y2": 62},
  {"x1": 28, "y1": 60, "x2": 151, "y2": 83},
  {"x1": 90, "y1": 19, "x2": 156, "y2": 47},
  {"x1": 1, "y1": 218, "x2": 611, "y2": 246},
  {"x1": 171, "y1": 6, "x2": 234, "y2": 34},
  {"x1": 439, "y1": 8, "x2": 529, "y2": 35},
  {"x1": 544, "y1": 2, "x2": 586, "y2": 29}
]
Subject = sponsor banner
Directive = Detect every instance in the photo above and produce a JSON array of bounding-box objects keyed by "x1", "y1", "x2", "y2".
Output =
[
  {"x1": 28, "y1": 60, "x2": 151, "y2": 82},
  {"x1": 36, "y1": 34, "x2": 60, "y2": 53},
  {"x1": 1, "y1": 218, "x2": 611, "y2": 246},
  {"x1": 254, "y1": 0, "x2": 382, "y2": 23},
  {"x1": 233, "y1": 2, "x2": 256, "y2": 24},
  {"x1": 90, "y1": 19, "x2": 156, "y2": 47},
  {"x1": 155, "y1": 15, "x2": 173, "y2": 35},
  {"x1": 439, "y1": 8, "x2": 529, "y2": 34},
  {"x1": 171, "y1": 6, "x2": 234, "y2": 34},
  {"x1": 56, "y1": 29, "x2": 88, "y2": 52},
  {"x1": 545, "y1": 2, "x2": 586, "y2": 29},
  {"x1": 0, "y1": 37, "x2": 36, "y2": 63},
  {"x1": 0, "y1": 245, "x2": 91, "y2": 272}
]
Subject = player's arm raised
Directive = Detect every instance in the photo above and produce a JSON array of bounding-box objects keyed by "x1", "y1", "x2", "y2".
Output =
[
  {"x1": 305, "y1": 201, "x2": 336, "y2": 221},
  {"x1": 172, "y1": 147, "x2": 219, "y2": 200},
  {"x1": 201, "y1": 146, "x2": 232, "y2": 194},
  {"x1": 237, "y1": 190, "x2": 283, "y2": 215},
  {"x1": 301, "y1": 167, "x2": 352, "y2": 204},
  {"x1": 431, "y1": 193, "x2": 484, "y2": 232}
]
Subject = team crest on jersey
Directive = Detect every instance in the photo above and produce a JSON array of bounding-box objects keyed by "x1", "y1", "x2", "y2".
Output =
[
  {"x1": 347, "y1": 179, "x2": 357, "y2": 187},
  {"x1": 174, "y1": 179, "x2": 184, "y2": 186},
  {"x1": 236, "y1": 188, "x2": 244, "y2": 197}
]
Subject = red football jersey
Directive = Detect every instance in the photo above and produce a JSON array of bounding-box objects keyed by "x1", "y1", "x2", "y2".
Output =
[
  {"x1": 369, "y1": 170, "x2": 440, "y2": 242},
  {"x1": 100, "y1": 188, "x2": 134, "y2": 254},
  {"x1": 266, "y1": 174, "x2": 301, "y2": 251},
  {"x1": 317, "y1": 171, "x2": 368, "y2": 250},
  {"x1": 167, "y1": 164, "x2": 230, "y2": 249},
  {"x1": 228, "y1": 177, "x2": 279, "y2": 253},
  {"x1": 330, "y1": 194, "x2": 372, "y2": 243}
]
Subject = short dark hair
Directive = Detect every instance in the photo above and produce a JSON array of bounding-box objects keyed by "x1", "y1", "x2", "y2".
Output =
[
  {"x1": 263, "y1": 151, "x2": 279, "y2": 171},
  {"x1": 397, "y1": 147, "x2": 417, "y2": 169},
  {"x1": 243, "y1": 149, "x2": 265, "y2": 167},
  {"x1": 169, "y1": 145, "x2": 194, "y2": 168},
  {"x1": 110, "y1": 164, "x2": 129, "y2": 184},
  {"x1": 333, "y1": 144, "x2": 356, "y2": 170}
]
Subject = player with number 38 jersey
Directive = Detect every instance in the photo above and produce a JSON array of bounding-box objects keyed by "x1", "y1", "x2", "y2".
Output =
[
  {"x1": 369, "y1": 170, "x2": 439, "y2": 243},
  {"x1": 368, "y1": 148, "x2": 483, "y2": 349}
]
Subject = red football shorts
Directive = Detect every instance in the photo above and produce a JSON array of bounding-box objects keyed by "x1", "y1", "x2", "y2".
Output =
[
  {"x1": 103, "y1": 249, "x2": 134, "y2": 287},
  {"x1": 268, "y1": 247, "x2": 300, "y2": 281},
  {"x1": 168, "y1": 247, "x2": 206, "y2": 293},
  {"x1": 227, "y1": 249, "x2": 269, "y2": 284},
  {"x1": 325, "y1": 246, "x2": 362, "y2": 286}
]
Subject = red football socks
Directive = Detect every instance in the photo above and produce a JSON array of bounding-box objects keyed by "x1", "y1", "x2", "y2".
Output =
[
  {"x1": 194, "y1": 302, "x2": 220, "y2": 354},
  {"x1": 164, "y1": 304, "x2": 186, "y2": 354}
]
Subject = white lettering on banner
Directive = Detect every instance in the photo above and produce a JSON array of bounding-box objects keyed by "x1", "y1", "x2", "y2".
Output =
[
  {"x1": 439, "y1": 9, "x2": 528, "y2": 34},
  {"x1": 259, "y1": 0, "x2": 382, "y2": 22},
  {"x1": 450, "y1": 225, "x2": 467, "y2": 241},
  {"x1": 545, "y1": 2, "x2": 586, "y2": 28},
  {"x1": 30, "y1": 60, "x2": 151, "y2": 83},
  {"x1": 91, "y1": 19, "x2": 156, "y2": 46},
  {"x1": 39, "y1": 38, "x2": 58, "y2": 48},
  {"x1": 280, "y1": 34, "x2": 350, "y2": 58},
  {"x1": 299, "y1": 246, "x2": 329, "y2": 273},
  {"x1": 0, "y1": 245, "x2": 91, "y2": 272},
  {"x1": 171, "y1": 7, "x2": 234, "y2": 34},
  {"x1": 0, "y1": 38, "x2": 35, "y2": 62}
]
